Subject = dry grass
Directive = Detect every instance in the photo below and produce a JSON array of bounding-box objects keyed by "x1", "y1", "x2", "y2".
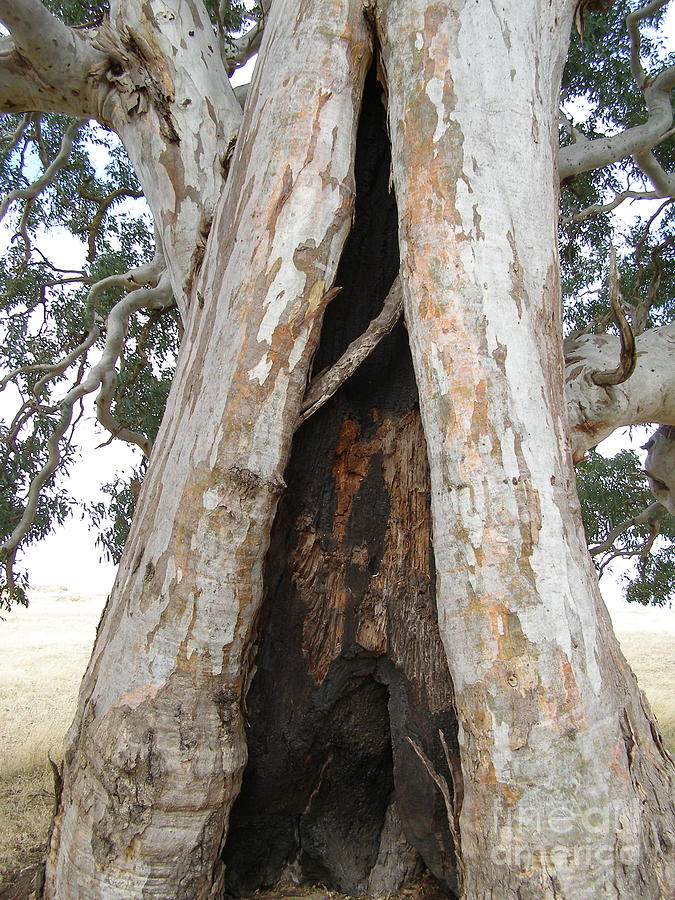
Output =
[
  {"x1": 0, "y1": 587, "x2": 106, "y2": 883},
  {"x1": 608, "y1": 602, "x2": 675, "y2": 754},
  {"x1": 0, "y1": 588, "x2": 672, "y2": 888}
]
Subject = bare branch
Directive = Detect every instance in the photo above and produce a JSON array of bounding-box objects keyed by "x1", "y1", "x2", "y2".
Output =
[
  {"x1": 298, "y1": 277, "x2": 403, "y2": 425},
  {"x1": 407, "y1": 731, "x2": 463, "y2": 891},
  {"x1": 626, "y1": 0, "x2": 671, "y2": 89},
  {"x1": 0, "y1": 111, "x2": 31, "y2": 154},
  {"x1": 225, "y1": 1, "x2": 272, "y2": 75},
  {"x1": 0, "y1": 254, "x2": 173, "y2": 589},
  {"x1": 76, "y1": 185, "x2": 144, "y2": 261},
  {"x1": 0, "y1": 118, "x2": 83, "y2": 246},
  {"x1": 633, "y1": 146, "x2": 675, "y2": 196},
  {"x1": 0, "y1": 327, "x2": 100, "y2": 395},
  {"x1": 0, "y1": 0, "x2": 102, "y2": 117},
  {"x1": 629, "y1": 211, "x2": 673, "y2": 335},
  {"x1": 565, "y1": 322, "x2": 675, "y2": 459},
  {"x1": 560, "y1": 0, "x2": 675, "y2": 190},
  {"x1": 560, "y1": 188, "x2": 663, "y2": 226},
  {"x1": 0, "y1": 402, "x2": 74, "y2": 598},
  {"x1": 60, "y1": 266, "x2": 173, "y2": 455},
  {"x1": 643, "y1": 425, "x2": 675, "y2": 513},
  {"x1": 590, "y1": 501, "x2": 666, "y2": 559},
  {"x1": 591, "y1": 247, "x2": 636, "y2": 387}
]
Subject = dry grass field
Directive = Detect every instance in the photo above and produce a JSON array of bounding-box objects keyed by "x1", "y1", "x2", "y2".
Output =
[
  {"x1": 0, "y1": 587, "x2": 107, "y2": 891},
  {"x1": 0, "y1": 587, "x2": 672, "y2": 896}
]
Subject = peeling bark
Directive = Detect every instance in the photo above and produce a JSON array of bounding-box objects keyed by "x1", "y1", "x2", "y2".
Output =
[
  {"x1": 45, "y1": 1, "x2": 371, "y2": 896},
  {"x1": 95, "y1": 0, "x2": 244, "y2": 313},
  {"x1": 378, "y1": 0, "x2": 674, "y2": 896}
]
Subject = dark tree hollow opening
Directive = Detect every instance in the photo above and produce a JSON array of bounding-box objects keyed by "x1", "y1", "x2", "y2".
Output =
[{"x1": 222, "y1": 64, "x2": 460, "y2": 899}]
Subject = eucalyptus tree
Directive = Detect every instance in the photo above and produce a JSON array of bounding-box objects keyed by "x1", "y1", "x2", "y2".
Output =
[{"x1": 0, "y1": 0, "x2": 674, "y2": 898}]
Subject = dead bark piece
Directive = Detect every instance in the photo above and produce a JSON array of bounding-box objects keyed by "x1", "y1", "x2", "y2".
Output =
[{"x1": 299, "y1": 277, "x2": 403, "y2": 425}]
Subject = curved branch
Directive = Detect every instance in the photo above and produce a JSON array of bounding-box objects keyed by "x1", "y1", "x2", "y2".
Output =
[
  {"x1": 0, "y1": 118, "x2": 83, "y2": 230},
  {"x1": 590, "y1": 501, "x2": 666, "y2": 559},
  {"x1": 60, "y1": 268, "x2": 172, "y2": 455},
  {"x1": 0, "y1": 402, "x2": 75, "y2": 598},
  {"x1": 90, "y1": 273, "x2": 173, "y2": 451},
  {"x1": 559, "y1": 65, "x2": 675, "y2": 181},
  {"x1": 0, "y1": 111, "x2": 31, "y2": 153},
  {"x1": 76, "y1": 185, "x2": 144, "y2": 261},
  {"x1": 0, "y1": 326, "x2": 100, "y2": 395},
  {"x1": 560, "y1": 188, "x2": 663, "y2": 226},
  {"x1": 626, "y1": 0, "x2": 671, "y2": 88},
  {"x1": 0, "y1": 255, "x2": 172, "y2": 588},
  {"x1": 633, "y1": 146, "x2": 675, "y2": 196},
  {"x1": 591, "y1": 247, "x2": 636, "y2": 386}
]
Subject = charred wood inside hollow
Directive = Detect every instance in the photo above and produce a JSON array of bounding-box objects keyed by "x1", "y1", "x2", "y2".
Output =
[{"x1": 222, "y1": 67, "x2": 459, "y2": 899}]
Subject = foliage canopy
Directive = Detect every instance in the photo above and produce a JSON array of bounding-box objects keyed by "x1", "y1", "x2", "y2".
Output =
[{"x1": 0, "y1": 0, "x2": 673, "y2": 608}]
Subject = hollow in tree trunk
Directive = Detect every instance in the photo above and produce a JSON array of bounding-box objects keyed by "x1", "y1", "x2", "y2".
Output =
[{"x1": 39, "y1": 1, "x2": 674, "y2": 898}]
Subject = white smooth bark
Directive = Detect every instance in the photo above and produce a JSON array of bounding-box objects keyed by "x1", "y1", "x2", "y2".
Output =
[
  {"x1": 0, "y1": 0, "x2": 103, "y2": 116},
  {"x1": 565, "y1": 323, "x2": 675, "y2": 459},
  {"x1": 644, "y1": 425, "x2": 675, "y2": 514},
  {"x1": 0, "y1": 1, "x2": 103, "y2": 116},
  {"x1": 98, "y1": 0, "x2": 244, "y2": 314},
  {"x1": 380, "y1": 0, "x2": 674, "y2": 896},
  {"x1": 45, "y1": 0, "x2": 371, "y2": 896}
]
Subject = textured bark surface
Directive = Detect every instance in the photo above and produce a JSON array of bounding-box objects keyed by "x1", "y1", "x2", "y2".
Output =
[
  {"x1": 222, "y1": 71, "x2": 458, "y2": 898},
  {"x1": 378, "y1": 0, "x2": 675, "y2": 896},
  {"x1": 100, "y1": 0, "x2": 243, "y2": 313},
  {"x1": 45, "y1": 2, "x2": 370, "y2": 896}
]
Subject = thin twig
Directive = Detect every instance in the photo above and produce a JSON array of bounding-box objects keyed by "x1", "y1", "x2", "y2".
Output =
[{"x1": 590, "y1": 500, "x2": 666, "y2": 558}]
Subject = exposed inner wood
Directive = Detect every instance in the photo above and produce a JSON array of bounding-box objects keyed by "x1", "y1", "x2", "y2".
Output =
[{"x1": 222, "y1": 66, "x2": 459, "y2": 899}]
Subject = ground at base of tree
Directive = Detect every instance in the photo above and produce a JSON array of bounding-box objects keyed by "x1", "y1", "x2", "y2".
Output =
[
  {"x1": 0, "y1": 589, "x2": 672, "y2": 895},
  {"x1": 0, "y1": 866, "x2": 447, "y2": 900}
]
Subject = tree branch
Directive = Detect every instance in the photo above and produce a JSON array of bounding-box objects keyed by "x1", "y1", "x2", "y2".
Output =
[
  {"x1": 643, "y1": 425, "x2": 675, "y2": 514},
  {"x1": 560, "y1": 0, "x2": 675, "y2": 184},
  {"x1": 566, "y1": 321, "x2": 675, "y2": 460},
  {"x1": 298, "y1": 277, "x2": 403, "y2": 425},
  {"x1": 590, "y1": 501, "x2": 666, "y2": 559},
  {"x1": 76, "y1": 185, "x2": 144, "y2": 261},
  {"x1": 225, "y1": 0, "x2": 272, "y2": 74},
  {"x1": 0, "y1": 0, "x2": 102, "y2": 117},
  {"x1": 61, "y1": 265, "x2": 173, "y2": 455},
  {"x1": 560, "y1": 188, "x2": 663, "y2": 226},
  {"x1": 0, "y1": 118, "x2": 84, "y2": 256},
  {"x1": 633, "y1": 146, "x2": 675, "y2": 196},
  {"x1": 0, "y1": 254, "x2": 172, "y2": 595},
  {"x1": 559, "y1": 65, "x2": 675, "y2": 181},
  {"x1": 591, "y1": 247, "x2": 636, "y2": 387}
]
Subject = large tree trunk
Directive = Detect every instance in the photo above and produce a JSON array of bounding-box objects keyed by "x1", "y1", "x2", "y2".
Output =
[
  {"x1": 378, "y1": 0, "x2": 674, "y2": 896},
  {"x1": 45, "y1": 0, "x2": 371, "y2": 895},
  {"x1": 43, "y1": 0, "x2": 674, "y2": 898}
]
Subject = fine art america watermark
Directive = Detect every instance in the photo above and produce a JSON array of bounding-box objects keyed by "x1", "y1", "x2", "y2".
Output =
[{"x1": 491, "y1": 799, "x2": 641, "y2": 870}]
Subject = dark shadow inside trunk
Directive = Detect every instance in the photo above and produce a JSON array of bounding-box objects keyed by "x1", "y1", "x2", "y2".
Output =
[{"x1": 222, "y1": 65, "x2": 460, "y2": 899}]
